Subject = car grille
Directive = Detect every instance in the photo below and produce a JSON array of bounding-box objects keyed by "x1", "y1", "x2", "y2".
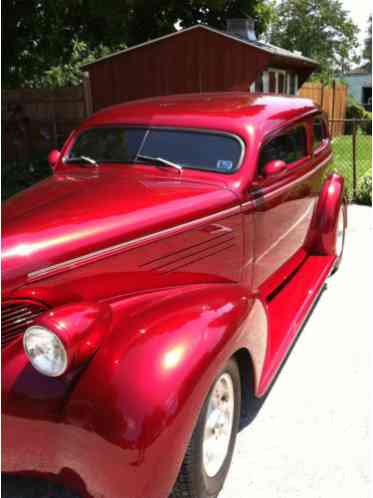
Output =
[{"x1": 1, "y1": 301, "x2": 48, "y2": 349}]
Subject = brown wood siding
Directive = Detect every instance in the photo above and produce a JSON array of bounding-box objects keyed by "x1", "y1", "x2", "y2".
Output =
[
  {"x1": 87, "y1": 28, "x2": 318, "y2": 112},
  {"x1": 88, "y1": 28, "x2": 273, "y2": 111}
]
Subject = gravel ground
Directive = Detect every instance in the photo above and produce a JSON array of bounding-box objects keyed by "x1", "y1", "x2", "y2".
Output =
[{"x1": 3, "y1": 205, "x2": 372, "y2": 498}]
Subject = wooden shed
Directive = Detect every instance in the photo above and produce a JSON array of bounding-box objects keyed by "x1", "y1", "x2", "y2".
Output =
[{"x1": 83, "y1": 19, "x2": 319, "y2": 113}]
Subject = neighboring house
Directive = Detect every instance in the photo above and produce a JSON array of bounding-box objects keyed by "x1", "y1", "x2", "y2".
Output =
[
  {"x1": 82, "y1": 18, "x2": 319, "y2": 113},
  {"x1": 343, "y1": 64, "x2": 372, "y2": 111}
]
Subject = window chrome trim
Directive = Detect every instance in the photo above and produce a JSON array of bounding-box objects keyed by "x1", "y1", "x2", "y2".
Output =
[
  {"x1": 63, "y1": 125, "x2": 246, "y2": 175},
  {"x1": 242, "y1": 152, "x2": 332, "y2": 209}
]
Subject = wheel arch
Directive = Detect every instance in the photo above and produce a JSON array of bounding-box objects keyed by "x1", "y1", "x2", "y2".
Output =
[
  {"x1": 307, "y1": 172, "x2": 346, "y2": 255},
  {"x1": 64, "y1": 283, "x2": 260, "y2": 498}
]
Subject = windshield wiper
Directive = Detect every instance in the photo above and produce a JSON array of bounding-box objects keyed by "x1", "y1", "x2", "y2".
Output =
[
  {"x1": 66, "y1": 155, "x2": 99, "y2": 167},
  {"x1": 136, "y1": 154, "x2": 183, "y2": 174}
]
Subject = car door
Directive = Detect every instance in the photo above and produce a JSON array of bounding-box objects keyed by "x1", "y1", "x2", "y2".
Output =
[{"x1": 251, "y1": 122, "x2": 316, "y2": 290}]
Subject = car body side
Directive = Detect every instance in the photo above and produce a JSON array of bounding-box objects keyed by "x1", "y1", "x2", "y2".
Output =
[{"x1": 1, "y1": 94, "x2": 346, "y2": 498}]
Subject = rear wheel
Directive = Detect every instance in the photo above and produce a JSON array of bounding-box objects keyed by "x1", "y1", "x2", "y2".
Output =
[
  {"x1": 171, "y1": 359, "x2": 241, "y2": 498},
  {"x1": 332, "y1": 205, "x2": 346, "y2": 273}
]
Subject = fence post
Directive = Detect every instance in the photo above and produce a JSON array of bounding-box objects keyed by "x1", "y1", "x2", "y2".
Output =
[
  {"x1": 352, "y1": 119, "x2": 357, "y2": 201},
  {"x1": 331, "y1": 79, "x2": 336, "y2": 138},
  {"x1": 52, "y1": 92, "x2": 58, "y2": 148},
  {"x1": 82, "y1": 72, "x2": 93, "y2": 117}
]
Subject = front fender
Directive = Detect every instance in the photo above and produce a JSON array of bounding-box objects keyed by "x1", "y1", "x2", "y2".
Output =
[{"x1": 65, "y1": 284, "x2": 255, "y2": 498}]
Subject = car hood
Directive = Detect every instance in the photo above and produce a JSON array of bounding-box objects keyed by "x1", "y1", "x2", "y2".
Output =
[{"x1": 2, "y1": 166, "x2": 237, "y2": 292}]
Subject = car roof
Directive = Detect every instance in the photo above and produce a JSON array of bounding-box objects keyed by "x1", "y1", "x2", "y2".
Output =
[{"x1": 83, "y1": 92, "x2": 320, "y2": 140}]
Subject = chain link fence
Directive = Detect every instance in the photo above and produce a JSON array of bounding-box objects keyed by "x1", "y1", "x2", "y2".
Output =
[{"x1": 329, "y1": 119, "x2": 372, "y2": 203}]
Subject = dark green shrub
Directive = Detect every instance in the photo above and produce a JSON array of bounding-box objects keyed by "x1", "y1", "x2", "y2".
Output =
[
  {"x1": 362, "y1": 111, "x2": 372, "y2": 135},
  {"x1": 2, "y1": 158, "x2": 51, "y2": 201},
  {"x1": 346, "y1": 96, "x2": 366, "y2": 119},
  {"x1": 355, "y1": 170, "x2": 372, "y2": 205},
  {"x1": 345, "y1": 96, "x2": 371, "y2": 135}
]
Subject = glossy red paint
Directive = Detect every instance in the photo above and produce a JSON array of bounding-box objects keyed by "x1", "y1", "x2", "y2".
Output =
[
  {"x1": 35, "y1": 302, "x2": 112, "y2": 370},
  {"x1": 48, "y1": 149, "x2": 61, "y2": 170},
  {"x1": 263, "y1": 159, "x2": 288, "y2": 178},
  {"x1": 2, "y1": 93, "x2": 346, "y2": 498}
]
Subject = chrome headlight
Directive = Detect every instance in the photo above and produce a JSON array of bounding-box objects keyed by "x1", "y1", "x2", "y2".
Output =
[{"x1": 23, "y1": 326, "x2": 68, "y2": 377}]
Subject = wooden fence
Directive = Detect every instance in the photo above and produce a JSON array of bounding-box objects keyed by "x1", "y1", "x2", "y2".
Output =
[
  {"x1": 3, "y1": 80, "x2": 348, "y2": 161},
  {"x1": 299, "y1": 81, "x2": 347, "y2": 136},
  {"x1": 2, "y1": 85, "x2": 90, "y2": 161}
]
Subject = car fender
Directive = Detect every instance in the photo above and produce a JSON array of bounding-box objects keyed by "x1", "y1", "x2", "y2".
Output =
[
  {"x1": 64, "y1": 283, "x2": 264, "y2": 498},
  {"x1": 308, "y1": 172, "x2": 346, "y2": 255}
]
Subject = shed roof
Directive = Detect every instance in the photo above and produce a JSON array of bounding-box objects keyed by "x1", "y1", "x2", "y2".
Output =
[{"x1": 82, "y1": 24, "x2": 318, "y2": 70}]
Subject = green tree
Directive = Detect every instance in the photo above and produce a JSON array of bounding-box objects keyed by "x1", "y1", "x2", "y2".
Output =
[
  {"x1": 268, "y1": 0, "x2": 360, "y2": 81},
  {"x1": 2, "y1": 0, "x2": 272, "y2": 88},
  {"x1": 363, "y1": 14, "x2": 372, "y2": 70}
]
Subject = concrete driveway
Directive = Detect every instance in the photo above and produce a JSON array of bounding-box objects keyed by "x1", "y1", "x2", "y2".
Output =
[
  {"x1": 221, "y1": 204, "x2": 372, "y2": 498},
  {"x1": 3, "y1": 206, "x2": 372, "y2": 498}
]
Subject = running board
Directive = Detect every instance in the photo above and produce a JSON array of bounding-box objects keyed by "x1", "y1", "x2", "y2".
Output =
[{"x1": 257, "y1": 255, "x2": 336, "y2": 396}]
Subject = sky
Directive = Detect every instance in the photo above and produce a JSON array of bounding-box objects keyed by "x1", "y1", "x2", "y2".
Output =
[{"x1": 341, "y1": 0, "x2": 371, "y2": 51}]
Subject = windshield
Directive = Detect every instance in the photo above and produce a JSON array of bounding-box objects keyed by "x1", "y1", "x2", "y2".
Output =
[{"x1": 66, "y1": 127, "x2": 243, "y2": 173}]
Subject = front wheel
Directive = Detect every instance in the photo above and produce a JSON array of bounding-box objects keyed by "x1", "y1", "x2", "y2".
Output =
[{"x1": 171, "y1": 359, "x2": 241, "y2": 498}]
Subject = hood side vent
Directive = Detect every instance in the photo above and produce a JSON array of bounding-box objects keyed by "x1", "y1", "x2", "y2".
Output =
[{"x1": 1, "y1": 301, "x2": 48, "y2": 349}]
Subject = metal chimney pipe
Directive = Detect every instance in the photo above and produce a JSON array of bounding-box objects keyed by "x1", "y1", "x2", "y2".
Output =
[{"x1": 226, "y1": 18, "x2": 256, "y2": 41}]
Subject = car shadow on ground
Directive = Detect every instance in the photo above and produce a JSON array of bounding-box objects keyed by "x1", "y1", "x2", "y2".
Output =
[
  {"x1": 239, "y1": 283, "x2": 328, "y2": 432},
  {"x1": 2, "y1": 475, "x2": 79, "y2": 498}
]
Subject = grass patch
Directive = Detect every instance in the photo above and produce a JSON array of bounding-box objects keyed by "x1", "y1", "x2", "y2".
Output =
[{"x1": 330, "y1": 134, "x2": 372, "y2": 200}]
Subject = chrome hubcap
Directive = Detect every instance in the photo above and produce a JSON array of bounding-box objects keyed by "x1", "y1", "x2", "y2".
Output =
[
  {"x1": 335, "y1": 209, "x2": 344, "y2": 257},
  {"x1": 203, "y1": 373, "x2": 235, "y2": 477}
]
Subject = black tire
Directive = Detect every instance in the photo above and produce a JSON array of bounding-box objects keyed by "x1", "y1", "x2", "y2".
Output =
[{"x1": 170, "y1": 358, "x2": 241, "y2": 498}]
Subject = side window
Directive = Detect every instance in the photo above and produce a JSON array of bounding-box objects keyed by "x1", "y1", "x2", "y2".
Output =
[
  {"x1": 313, "y1": 117, "x2": 327, "y2": 150},
  {"x1": 258, "y1": 126, "x2": 308, "y2": 174}
]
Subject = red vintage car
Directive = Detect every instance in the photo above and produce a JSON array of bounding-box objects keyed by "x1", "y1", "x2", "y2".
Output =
[{"x1": 2, "y1": 93, "x2": 346, "y2": 498}]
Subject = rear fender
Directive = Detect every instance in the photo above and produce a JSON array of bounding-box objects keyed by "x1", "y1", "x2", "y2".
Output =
[
  {"x1": 65, "y1": 284, "x2": 260, "y2": 498},
  {"x1": 308, "y1": 173, "x2": 346, "y2": 255}
]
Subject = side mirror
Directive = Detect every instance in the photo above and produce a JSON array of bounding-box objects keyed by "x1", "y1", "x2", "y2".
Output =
[
  {"x1": 48, "y1": 149, "x2": 61, "y2": 171},
  {"x1": 263, "y1": 159, "x2": 287, "y2": 178}
]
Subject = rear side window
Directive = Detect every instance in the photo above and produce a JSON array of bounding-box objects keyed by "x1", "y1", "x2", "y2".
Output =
[
  {"x1": 313, "y1": 117, "x2": 327, "y2": 150},
  {"x1": 258, "y1": 126, "x2": 308, "y2": 173}
]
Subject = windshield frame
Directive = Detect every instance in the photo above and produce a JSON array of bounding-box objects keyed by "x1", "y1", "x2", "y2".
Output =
[{"x1": 64, "y1": 125, "x2": 246, "y2": 175}]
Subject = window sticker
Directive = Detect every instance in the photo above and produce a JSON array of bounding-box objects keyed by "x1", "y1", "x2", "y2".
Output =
[{"x1": 216, "y1": 160, "x2": 234, "y2": 172}]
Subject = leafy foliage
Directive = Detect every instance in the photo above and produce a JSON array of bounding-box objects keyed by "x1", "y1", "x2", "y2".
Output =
[
  {"x1": 356, "y1": 170, "x2": 372, "y2": 206},
  {"x1": 2, "y1": 158, "x2": 51, "y2": 201},
  {"x1": 268, "y1": 0, "x2": 360, "y2": 82},
  {"x1": 363, "y1": 15, "x2": 372, "y2": 70},
  {"x1": 3, "y1": 0, "x2": 271, "y2": 88},
  {"x1": 345, "y1": 96, "x2": 372, "y2": 135},
  {"x1": 31, "y1": 40, "x2": 124, "y2": 88}
]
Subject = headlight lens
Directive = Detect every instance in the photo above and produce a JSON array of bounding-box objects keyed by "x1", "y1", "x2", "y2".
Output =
[{"x1": 23, "y1": 326, "x2": 68, "y2": 377}]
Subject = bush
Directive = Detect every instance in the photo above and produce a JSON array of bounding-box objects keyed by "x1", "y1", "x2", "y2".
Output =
[
  {"x1": 345, "y1": 96, "x2": 371, "y2": 135},
  {"x1": 2, "y1": 158, "x2": 51, "y2": 201},
  {"x1": 362, "y1": 111, "x2": 372, "y2": 135},
  {"x1": 355, "y1": 170, "x2": 372, "y2": 205}
]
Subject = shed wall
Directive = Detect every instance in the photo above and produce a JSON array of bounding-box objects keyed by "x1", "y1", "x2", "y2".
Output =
[{"x1": 88, "y1": 29, "x2": 271, "y2": 111}]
